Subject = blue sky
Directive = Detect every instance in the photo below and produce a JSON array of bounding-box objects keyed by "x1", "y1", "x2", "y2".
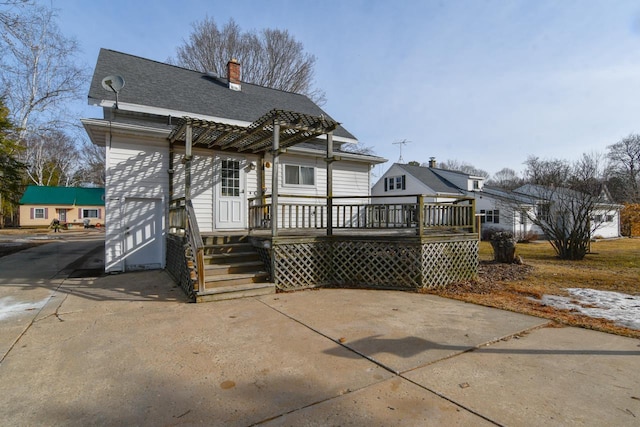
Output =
[{"x1": 50, "y1": 0, "x2": 640, "y2": 177}]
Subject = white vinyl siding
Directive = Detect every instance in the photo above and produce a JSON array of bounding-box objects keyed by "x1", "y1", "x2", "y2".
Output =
[
  {"x1": 173, "y1": 151, "x2": 215, "y2": 232},
  {"x1": 105, "y1": 137, "x2": 169, "y2": 272}
]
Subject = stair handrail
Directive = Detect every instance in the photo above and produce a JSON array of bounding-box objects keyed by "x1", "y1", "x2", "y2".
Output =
[{"x1": 185, "y1": 199, "x2": 205, "y2": 292}]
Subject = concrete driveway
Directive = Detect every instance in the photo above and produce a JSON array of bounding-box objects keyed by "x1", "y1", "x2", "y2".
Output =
[{"x1": 0, "y1": 238, "x2": 639, "y2": 426}]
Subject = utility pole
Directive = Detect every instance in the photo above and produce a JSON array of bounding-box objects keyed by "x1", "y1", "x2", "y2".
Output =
[{"x1": 393, "y1": 139, "x2": 410, "y2": 163}]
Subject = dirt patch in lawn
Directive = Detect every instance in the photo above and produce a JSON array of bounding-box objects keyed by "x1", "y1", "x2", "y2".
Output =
[{"x1": 427, "y1": 239, "x2": 640, "y2": 339}]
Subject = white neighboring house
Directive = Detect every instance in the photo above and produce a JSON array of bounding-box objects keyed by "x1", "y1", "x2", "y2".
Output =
[
  {"x1": 82, "y1": 49, "x2": 385, "y2": 273},
  {"x1": 371, "y1": 162, "x2": 466, "y2": 203},
  {"x1": 372, "y1": 161, "x2": 621, "y2": 239},
  {"x1": 512, "y1": 184, "x2": 622, "y2": 239}
]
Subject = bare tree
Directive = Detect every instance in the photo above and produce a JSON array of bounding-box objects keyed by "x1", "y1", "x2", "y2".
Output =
[
  {"x1": 431, "y1": 159, "x2": 490, "y2": 178},
  {"x1": 0, "y1": 3, "x2": 87, "y2": 141},
  {"x1": 486, "y1": 167, "x2": 522, "y2": 190},
  {"x1": 339, "y1": 143, "x2": 377, "y2": 156},
  {"x1": 515, "y1": 154, "x2": 614, "y2": 260},
  {"x1": 523, "y1": 156, "x2": 571, "y2": 186},
  {"x1": 22, "y1": 129, "x2": 80, "y2": 186},
  {"x1": 171, "y1": 17, "x2": 326, "y2": 105},
  {"x1": 74, "y1": 140, "x2": 105, "y2": 187},
  {"x1": 606, "y1": 134, "x2": 640, "y2": 203},
  {"x1": 0, "y1": 0, "x2": 30, "y2": 30}
]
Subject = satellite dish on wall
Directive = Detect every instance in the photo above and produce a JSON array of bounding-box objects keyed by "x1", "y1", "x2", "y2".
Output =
[{"x1": 101, "y1": 75, "x2": 125, "y2": 109}]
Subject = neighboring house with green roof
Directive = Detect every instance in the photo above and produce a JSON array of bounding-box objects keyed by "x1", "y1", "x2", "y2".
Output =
[{"x1": 19, "y1": 186, "x2": 105, "y2": 228}]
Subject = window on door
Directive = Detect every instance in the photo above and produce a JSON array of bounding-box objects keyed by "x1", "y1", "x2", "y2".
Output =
[{"x1": 221, "y1": 159, "x2": 241, "y2": 196}]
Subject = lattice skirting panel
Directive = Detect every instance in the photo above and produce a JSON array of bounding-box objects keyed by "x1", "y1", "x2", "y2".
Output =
[
  {"x1": 267, "y1": 236, "x2": 478, "y2": 291},
  {"x1": 271, "y1": 241, "x2": 333, "y2": 290},
  {"x1": 420, "y1": 239, "x2": 478, "y2": 288},
  {"x1": 166, "y1": 234, "x2": 196, "y2": 301},
  {"x1": 331, "y1": 240, "x2": 421, "y2": 289}
]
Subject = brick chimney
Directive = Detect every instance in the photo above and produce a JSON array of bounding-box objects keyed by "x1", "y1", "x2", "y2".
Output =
[
  {"x1": 428, "y1": 157, "x2": 436, "y2": 168},
  {"x1": 227, "y1": 58, "x2": 241, "y2": 91}
]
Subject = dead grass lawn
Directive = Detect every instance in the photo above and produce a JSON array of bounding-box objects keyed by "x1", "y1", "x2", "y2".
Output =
[{"x1": 429, "y1": 238, "x2": 640, "y2": 338}]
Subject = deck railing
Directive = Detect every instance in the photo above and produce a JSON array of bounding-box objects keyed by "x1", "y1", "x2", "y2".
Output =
[
  {"x1": 248, "y1": 194, "x2": 476, "y2": 235},
  {"x1": 169, "y1": 198, "x2": 205, "y2": 292}
]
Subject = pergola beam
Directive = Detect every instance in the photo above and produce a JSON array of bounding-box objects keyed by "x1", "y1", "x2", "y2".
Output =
[{"x1": 168, "y1": 109, "x2": 340, "y2": 154}]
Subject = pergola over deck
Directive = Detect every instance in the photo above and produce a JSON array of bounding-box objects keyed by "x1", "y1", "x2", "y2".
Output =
[
  {"x1": 168, "y1": 108, "x2": 341, "y2": 237},
  {"x1": 166, "y1": 109, "x2": 478, "y2": 298}
]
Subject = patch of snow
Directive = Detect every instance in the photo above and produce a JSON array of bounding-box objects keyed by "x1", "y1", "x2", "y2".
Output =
[
  {"x1": 0, "y1": 296, "x2": 48, "y2": 321},
  {"x1": 533, "y1": 288, "x2": 640, "y2": 330}
]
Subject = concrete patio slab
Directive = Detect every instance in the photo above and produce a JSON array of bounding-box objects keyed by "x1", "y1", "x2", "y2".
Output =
[
  {"x1": 405, "y1": 326, "x2": 640, "y2": 426},
  {"x1": 259, "y1": 289, "x2": 549, "y2": 373},
  {"x1": 263, "y1": 376, "x2": 494, "y2": 426},
  {"x1": 3, "y1": 240, "x2": 639, "y2": 426},
  {"x1": 0, "y1": 276, "x2": 393, "y2": 426},
  {"x1": 0, "y1": 239, "x2": 104, "y2": 360}
]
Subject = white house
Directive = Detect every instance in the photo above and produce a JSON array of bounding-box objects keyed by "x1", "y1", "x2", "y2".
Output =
[
  {"x1": 513, "y1": 184, "x2": 622, "y2": 240},
  {"x1": 82, "y1": 49, "x2": 386, "y2": 273},
  {"x1": 372, "y1": 161, "x2": 621, "y2": 239},
  {"x1": 371, "y1": 162, "x2": 466, "y2": 204}
]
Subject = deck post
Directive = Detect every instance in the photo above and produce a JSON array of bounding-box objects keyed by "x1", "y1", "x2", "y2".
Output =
[
  {"x1": 417, "y1": 194, "x2": 425, "y2": 236},
  {"x1": 326, "y1": 132, "x2": 333, "y2": 236},
  {"x1": 185, "y1": 124, "x2": 192, "y2": 201},
  {"x1": 168, "y1": 141, "x2": 174, "y2": 201},
  {"x1": 271, "y1": 123, "x2": 280, "y2": 237}
]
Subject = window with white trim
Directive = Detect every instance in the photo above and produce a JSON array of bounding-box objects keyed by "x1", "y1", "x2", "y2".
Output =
[
  {"x1": 384, "y1": 175, "x2": 406, "y2": 191},
  {"x1": 34, "y1": 208, "x2": 45, "y2": 219},
  {"x1": 285, "y1": 165, "x2": 315, "y2": 186},
  {"x1": 480, "y1": 209, "x2": 500, "y2": 224},
  {"x1": 82, "y1": 209, "x2": 99, "y2": 218},
  {"x1": 537, "y1": 203, "x2": 550, "y2": 222}
]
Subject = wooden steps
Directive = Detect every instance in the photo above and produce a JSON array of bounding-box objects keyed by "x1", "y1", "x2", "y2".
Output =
[{"x1": 195, "y1": 233, "x2": 274, "y2": 302}]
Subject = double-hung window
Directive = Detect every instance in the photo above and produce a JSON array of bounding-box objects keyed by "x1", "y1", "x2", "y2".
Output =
[
  {"x1": 285, "y1": 165, "x2": 315, "y2": 186},
  {"x1": 82, "y1": 209, "x2": 99, "y2": 218},
  {"x1": 384, "y1": 175, "x2": 406, "y2": 191},
  {"x1": 480, "y1": 209, "x2": 500, "y2": 224},
  {"x1": 537, "y1": 203, "x2": 550, "y2": 222}
]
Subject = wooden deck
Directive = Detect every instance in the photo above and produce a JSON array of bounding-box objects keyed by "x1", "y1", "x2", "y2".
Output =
[{"x1": 167, "y1": 197, "x2": 479, "y2": 302}]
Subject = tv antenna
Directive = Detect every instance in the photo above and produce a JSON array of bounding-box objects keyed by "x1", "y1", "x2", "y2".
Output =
[
  {"x1": 101, "y1": 75, "x2": 125, "y2": 109},
  {"x1": 393, "y1": 139, "x2": 411, "y2": 163}
]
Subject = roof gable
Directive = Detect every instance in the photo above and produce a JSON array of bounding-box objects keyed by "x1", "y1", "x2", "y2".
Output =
[
  {"x1": 394, "y1": 163, "x2": 464, "y2": 195},
  {"x1": 19, "y1": 186, "x2": 105, "y2": 206},
  {"x1": 88, "y1": 49, "x2": 356, "y2": 141}
]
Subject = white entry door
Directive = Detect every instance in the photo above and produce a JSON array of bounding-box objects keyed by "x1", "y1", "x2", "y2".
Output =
[
  {"x1": 123, "y1": 197, "x2": 163, "y2": 271},
  {"x1": 215, "y1": 156, "x2": 246, "y2": 229}
]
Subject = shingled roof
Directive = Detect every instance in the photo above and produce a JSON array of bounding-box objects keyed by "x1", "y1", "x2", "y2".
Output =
[
  {"x1": 87, "y1": 49, "x2": 356, "y2": 141},
  {"x1": 395, "y1": 163, "x2": 464, "y2": 195}
]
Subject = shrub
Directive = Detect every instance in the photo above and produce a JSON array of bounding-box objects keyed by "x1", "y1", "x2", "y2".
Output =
[{"x1": 517, "y1": 231, "x2": 539, "y2": 243}]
